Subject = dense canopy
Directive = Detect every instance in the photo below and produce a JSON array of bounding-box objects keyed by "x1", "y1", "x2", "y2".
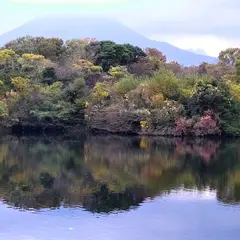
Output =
[{"x1": 1, "y1": 36, "x2": 240, "y2": 136}]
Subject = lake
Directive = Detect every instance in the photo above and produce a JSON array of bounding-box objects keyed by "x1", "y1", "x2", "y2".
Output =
[{"x1": 0, "y1": 135, "x2": 240, "y2": 240}]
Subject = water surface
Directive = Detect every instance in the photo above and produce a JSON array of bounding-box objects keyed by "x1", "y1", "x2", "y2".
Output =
[{"x1": 0, "y1": 135, "x2": 240, "y2": 240}]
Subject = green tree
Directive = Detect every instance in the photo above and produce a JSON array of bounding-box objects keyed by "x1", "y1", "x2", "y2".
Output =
[
  {"x1": 4, "y1": 36, "x2": 38, "y2": 56},
  {"x1": 219, "y1": 48, "x2": 240, "y2": 66},
  {"x1": 186, "y1": 80, "x2": 233, "y2": 121},
  {"x1": 235, "y1": 59, "x2": 240, "y2": 82},
  {"x1": 0, "y1": 49, "x2": 18, "y2": 72},
  {"x1": 87, "y1": 41, "x2": 146, "y2": 71},
  {"x1": 18, "y1": 53, "x2": 54, "y2": 81},
  {"x1": 36, "y1": 37, "x2": 64, "y2": 61},
  {"x1": 4, "y1": 36, "x2": 64, "y2": 61},
  {"x1": 63, "y1": 77, "x2": 86, "y2": 103},
  {"x1": 124, "y1": 44, "x2": 146, "y2": 63},
  {"x1": 42, "y1": 67, "x2": 57, "y2": 85},
  {"x1": 147, "y1": 70, "x2": 180, "y2": 100}
]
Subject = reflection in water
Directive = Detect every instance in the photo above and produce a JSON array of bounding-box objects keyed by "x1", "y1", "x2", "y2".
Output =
[{"x1": 0, "y1": 135, "x2": 240, "y2": 213}]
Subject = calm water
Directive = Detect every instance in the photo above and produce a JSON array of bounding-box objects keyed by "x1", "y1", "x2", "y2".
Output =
[{"x1": 0, "y1": 135, "x2": 240, "y2": 240}]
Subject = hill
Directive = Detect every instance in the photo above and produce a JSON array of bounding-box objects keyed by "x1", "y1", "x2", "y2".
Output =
[{"x1": 0, "y1": 15, "x2": 217, "y2": 66}]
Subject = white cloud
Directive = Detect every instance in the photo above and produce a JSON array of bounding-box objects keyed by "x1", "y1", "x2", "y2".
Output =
[
  {"x1": 12, "y1": 0, "x2": 124, "y2": 3},
  {"x1": 149, "y1": 34, "x2": 232, "y2": 57},
  {"x1": 171, "y1": 35, "x2": 231, "y2": 57}
]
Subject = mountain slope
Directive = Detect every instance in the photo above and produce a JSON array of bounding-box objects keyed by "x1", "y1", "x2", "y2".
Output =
[
  {"x1": 187, "y1": 48, "x2": 208, "y2": 56},
  {"x1": 0, "y1": 15, "x2": 217, "y2": 66}
]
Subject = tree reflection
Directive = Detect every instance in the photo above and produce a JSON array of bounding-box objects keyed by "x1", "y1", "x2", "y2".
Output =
[{"x1": 0, "y1": 135, "x2": 240, "y2": 213}]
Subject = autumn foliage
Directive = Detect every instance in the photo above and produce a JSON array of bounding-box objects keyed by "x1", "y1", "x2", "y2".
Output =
[{"x1": 0, "y1": 36, "x2": 240, "y2": 135}]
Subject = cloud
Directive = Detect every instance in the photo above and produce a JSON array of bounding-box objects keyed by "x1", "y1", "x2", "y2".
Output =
[
  {"x1": 149, "y1": 34, "x2": 231, "y2": 57},
  {"x1": 121, "y1": 0, "x2": 240, "y2": 39},
  {"x1": 116, "y1": 0, "x2": 240, "y2": 56},
  {"x1": 11, "y1": 0, "x2": 125, "y2": 4}
]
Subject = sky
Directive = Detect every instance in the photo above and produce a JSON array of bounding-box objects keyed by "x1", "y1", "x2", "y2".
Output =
[{"x1": 0, "y1": 0, "x2": 239, "y2": 56}]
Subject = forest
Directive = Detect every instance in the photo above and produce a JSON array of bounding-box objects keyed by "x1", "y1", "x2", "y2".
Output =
[{"x1": 1, "y1": 36, "x2": 240, "y2": 136}]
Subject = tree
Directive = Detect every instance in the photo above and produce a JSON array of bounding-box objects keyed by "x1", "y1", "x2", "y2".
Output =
[
  {"x1": 145, "y1": 48, "x2": 166, "y2": 63},
  {"x1": 4, "y1": 36, "x2": 64, "y2": 61},
  {"x1": 42, "y1": 67, "x2": 57, "y2": 85},
  {"x1": 148, "y1": 70, "x2": 180, "y2": 100},
  {"x1": 63, "y1": 77, "x2": 86, "y2": 103},
  {"x1": 198, "y1": 62, "x2": 208, "y2": 75},
  {"x1": 18, "y1": 53, "x2": 54, "y2": 80},
  {"x1": 36, "y1": 37, "x2": 64, "y2": 61},
  {"x1": 3, "y1": 36, "x2": 38, "y2": 56},
  {"x1": 97, "y1": 41, "x2": 119, "y2": 71},
  {"x1": 123, "y1": 44, "x2": 146, "y2": 63},
  {"x1": 219, "y1": 48, "x2": 240, "y2": 66},
  {"x1": 205, "y1": 62, "x2": 234, "y2": 81},
  {"x1": 165, "y1": 61, "x2": 182, "y2": 75},
  {"x1": 85, "y1": 41, "x2": 102, "y2": 64},
  {"x1": 61, "y1": 39, "x2": 87, "y2": 63},
  {"x1": 186, "y1": 80, "x2": 231, "y2": 117},
  {"x1": 235, "y1": 59, "x2": 240, "y2": 82},
  {"x1": 86, "y1": 41, "x2": 146, "y2": 71},
  {"x1": 0, "y1": 49, "x2": 19, "y2": 72},
  {"x1": 128, "y1": 58, "x2": 154, "y2": 77}
]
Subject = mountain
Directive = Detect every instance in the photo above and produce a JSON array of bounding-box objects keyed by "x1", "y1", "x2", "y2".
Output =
[
  {"x1": 0, "y1": 15, "x2": 217, "y2": 66},
  {"x1": 187, "y1": 48, "x2": 208, "y2": 56}
]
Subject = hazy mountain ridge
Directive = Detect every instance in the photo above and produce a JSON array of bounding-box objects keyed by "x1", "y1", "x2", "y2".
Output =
[
  {"x1": 187, "y1": 48, "x2": 208, "y2": 56},
  {"x1": 0, "y1": 15, "x2": 217, "y2": 65}
]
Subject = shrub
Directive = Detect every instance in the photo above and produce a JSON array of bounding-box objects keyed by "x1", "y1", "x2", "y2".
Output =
[
  {"x1": 126, "y1": 84, "x2": 152, "y2": 108},
  {"x1": 90, "y1": 65, "x2": 103, "y2": 72},
  {"x1": 151, "y1": 101, "x2": 184, "y2": 127},
  {"x1": 0, "y1": 100, "x2": 8, "y2": 118},
  {"x1": 63, "y1": 78, "x2": 86, "y2": 103},
  {"x1": 175, "y1": 117, "x2": 195, "y2": 135},
  {"x1": 146, "y1": 70, "x2": 180, "y2": 100},
  {"x1": 91, "y1": 82, "x2": 110, "y2": 102},
  {"x1": 115, "y1": 76, "x2": 141, "y2": 97},
  {"x1": 108, "y1": 66, "x2": 126, "y2": 80},
  {"x1": 22, "y1": 54, "x2": 45, "y2": 61},
  {"x1": 196, "y1": 110, "x2": 220, "y2": 135},
  {"x1": 186, "y1": 80, "x2": 231, "y2": 117},
  {"x1": 193, "y1": 114, "x2": 221, "y2": 136},
  {"x1": 151, "y1": 93, "x2": 165, "y2": 108},
  {"x1": 140, "y1": 120, "x2": 149, "y2": 129},
  {"x1": 175, "y1": 110, "x2": 221, "y2": 136},
  {"x1": 11, "y1": 76, "x2": 30, "y2": 93},
  {"x1": 0, "y1": 49, "x2": 18, "y2": 65},
  {"x1": 227, "y1": 81, "x2": 240, "y2": 102}
]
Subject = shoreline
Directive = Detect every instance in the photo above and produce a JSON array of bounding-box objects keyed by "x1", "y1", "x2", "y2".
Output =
[{"x1": 1, "y1": 123, "x2": 239, "y2": 138}]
